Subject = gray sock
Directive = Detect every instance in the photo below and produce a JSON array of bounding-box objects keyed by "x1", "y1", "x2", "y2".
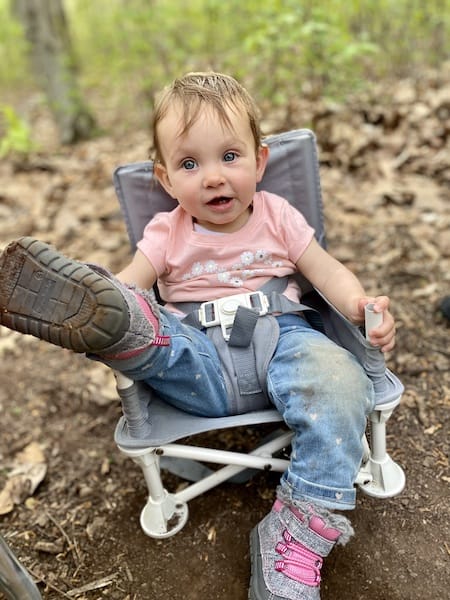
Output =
[
  {"x1": 276, "y1": 485, "x2": 354, "y2": 545},
  {"x1": 86, "y1": 263, "x2": 161, "y2": 358}
]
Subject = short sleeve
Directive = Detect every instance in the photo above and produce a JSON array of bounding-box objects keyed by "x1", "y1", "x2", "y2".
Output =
[
  {"x1": 278, "y1": 199, "x2": 315, "y2": 263},
  {"x1": 136, "y1": 211, "x2": 172, "y2": 276}
]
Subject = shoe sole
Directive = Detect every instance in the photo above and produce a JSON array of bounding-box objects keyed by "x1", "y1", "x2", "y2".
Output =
[
  {"x1": 249, "y1": 526, "x2": 259, "y2": 600},
  {"x1": 0, "y1": 237, "x2": 129, "y2": 353},
  {"x1": 249, "y1": 526, "x2": 285, "y2": 600},
  {"x1": 249, "y1": 527, "x2": 266, "y2": 600}
]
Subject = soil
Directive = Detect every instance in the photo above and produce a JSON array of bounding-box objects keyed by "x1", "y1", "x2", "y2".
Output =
[{"x1": 0, "y1": 70, "x2": 449, "y2": 600}]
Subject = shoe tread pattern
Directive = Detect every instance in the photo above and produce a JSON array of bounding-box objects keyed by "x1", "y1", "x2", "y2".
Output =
[{"x1": 0, "y1": 237, "x2": 129, "y2": 353}]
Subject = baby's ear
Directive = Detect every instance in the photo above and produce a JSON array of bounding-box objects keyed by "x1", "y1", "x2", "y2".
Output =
[
  {"x1": 256, "y1": 144, "x2": 270, "y2": 183},
  {"x1": 154, "y1": 163, "x2": 175, "y2": 198}
]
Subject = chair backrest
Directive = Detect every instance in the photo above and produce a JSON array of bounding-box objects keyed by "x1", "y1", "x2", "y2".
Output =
[
  {"x1": 113, "y1": 128, "x2": 405, "y2": 407},
  {"x1": 113, "y1": 129, "x2": 326, "y2": 253}
]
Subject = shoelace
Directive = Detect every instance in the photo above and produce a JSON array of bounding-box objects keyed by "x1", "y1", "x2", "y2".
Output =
[{"x1": 274, "y1": 529, "x2": 322, "y2": 587}]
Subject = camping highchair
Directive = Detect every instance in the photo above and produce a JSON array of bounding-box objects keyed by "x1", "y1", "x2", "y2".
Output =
[{"x1": 111, "y1": 129, "x2": 405, "y2": 539}]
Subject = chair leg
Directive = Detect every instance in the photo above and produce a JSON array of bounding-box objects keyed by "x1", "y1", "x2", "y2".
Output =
[
  {"x1": 358, "y1": 399, "x2": 405, "y2": 498},
  {"x1": 115, "y1": 371, "x2": 190, "y2": 537},
  {"x1": 121, "y1": 447, "x2": 189, "y2": 539},
  {"x1": 0, "y1": 534, "x2": 42, "y2": 599},
  {"x1": 114, "y1": 371, "x2": 152, "y2": 438}
]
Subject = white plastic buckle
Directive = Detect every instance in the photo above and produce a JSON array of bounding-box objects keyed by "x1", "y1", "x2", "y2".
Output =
[{"x1": 198, "y1": 291, "x2": 270, "y2": 341}]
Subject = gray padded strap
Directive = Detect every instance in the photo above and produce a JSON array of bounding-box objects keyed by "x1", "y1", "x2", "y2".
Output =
[
  {"x1": 228, "y1": 305, "x2": 259, "y2": 347},
  {"x1": 266, "y1": 291, "x2": 314, "y2": 316},
  {"x1": 259, "y1": 276, "x2": 289, "y2": 295},
  {"x1": 226, "y1": 293, "x2": 316, "y2": 347},
  {"x1": 206, "y1": 322, "x2": 276, "y2": 413},
  {"x1": 182, "y1": 308, "x2": 203, "y2": 329},
  {"x1": 229, "y1": 343, "x2": 260, "y2": 395}
]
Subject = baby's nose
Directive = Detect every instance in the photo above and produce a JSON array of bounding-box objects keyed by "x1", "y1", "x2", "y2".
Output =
[{"x1": 202, "y1": 168, "x2": 225, "y2": 188}]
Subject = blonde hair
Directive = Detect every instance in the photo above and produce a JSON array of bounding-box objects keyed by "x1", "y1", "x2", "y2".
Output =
[{"x1": 151, "y1": 72, "x2": 262, "y2": 164}]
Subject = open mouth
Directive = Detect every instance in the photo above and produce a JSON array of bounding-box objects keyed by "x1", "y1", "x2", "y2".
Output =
[{"x1": 207, "y1": 196, "x2": 233, "y2": 206}]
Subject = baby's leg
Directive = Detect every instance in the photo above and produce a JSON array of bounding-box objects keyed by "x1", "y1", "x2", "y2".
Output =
[
  {"x1": 249, "y1": 314, "x2": 374, "y2": 600},
  {"x1": 102, "y1": 307, "x2": 231, "y2": 417},
  {"x1": 267, "y1": 314, "x2": 374, "y2": 510},
  {"x1": 0, "y1": 237, "x2": 229, "y2": 417}
]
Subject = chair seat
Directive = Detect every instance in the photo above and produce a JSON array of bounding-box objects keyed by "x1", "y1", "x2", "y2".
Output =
[{"x1": 114, "y1": 397, "x2": 284, "y2": 449}]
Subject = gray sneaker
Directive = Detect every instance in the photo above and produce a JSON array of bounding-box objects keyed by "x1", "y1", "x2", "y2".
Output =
[
  {"x1": 249, "y1": 499, "x2": 351, "y2": 600},
  {"x1": 0, "y1": 237, "x2": 157, "y2": 354}
]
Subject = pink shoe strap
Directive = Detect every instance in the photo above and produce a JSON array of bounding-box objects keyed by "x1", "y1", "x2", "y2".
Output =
[
  {"x1": 274, "y1": 499, "x2": 341, "y2": 542},
  {"x1": 275, "y1": 529, "x2": 322, "y2": 587}
]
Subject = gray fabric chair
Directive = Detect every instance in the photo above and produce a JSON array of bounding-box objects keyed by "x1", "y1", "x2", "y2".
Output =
[{"x1": 112, "y1": 129, "x2": 405, "y2": 538}]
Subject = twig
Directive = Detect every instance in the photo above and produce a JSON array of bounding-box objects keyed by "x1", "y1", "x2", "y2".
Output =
[
  {"x1": 27, "y1": 566, "x2": 73, "y2": 599},
  {"x1": 414, "y1": 395, "x2": 428, "y2": 426},
  {"x1": 66, "y1": 574, "x2": 117, "y2": 596},
  {"x1": 46, "y1": 511, "x2": 82, "y2": 566}
]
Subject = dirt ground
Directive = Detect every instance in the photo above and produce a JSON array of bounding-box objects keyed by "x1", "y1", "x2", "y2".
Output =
[{"x1": 0, "y1": 70, "x2": 449, "y2": 599}]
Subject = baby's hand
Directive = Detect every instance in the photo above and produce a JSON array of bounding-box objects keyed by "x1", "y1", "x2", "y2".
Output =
[{"x1": 358, "y1": 296, "x2": 396, "y2": 352}]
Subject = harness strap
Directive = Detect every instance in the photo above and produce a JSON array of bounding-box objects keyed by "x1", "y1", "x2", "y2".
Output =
[
  {"x1": 173, "y1": 276, "x2": 290, "y2": 318},
  {"x1": 173, "y1": 277, "x2": 321, "y2": 413},
  {"x1": 228, "y1": 305, "x2": 260, "y2": 347},
  {"x1": 179, "y1": 276, "x2": 318, "y2": 347}
]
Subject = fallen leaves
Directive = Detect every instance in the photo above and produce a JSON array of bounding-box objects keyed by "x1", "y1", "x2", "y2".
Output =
[
  {"x1": 310, "y1": 68, "x2": 450, "y2": 192},
  {"x1": 0, "y1": 442, "x2": 47, "y2": 515}
]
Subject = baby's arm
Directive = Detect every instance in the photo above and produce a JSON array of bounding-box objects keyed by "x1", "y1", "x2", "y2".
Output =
[
  {"x1": 116, "y1": 249, "x2": 158, "y2": 290},
  {"x1": 296, "y1": 238, "x2": 395, "y2": 352}
]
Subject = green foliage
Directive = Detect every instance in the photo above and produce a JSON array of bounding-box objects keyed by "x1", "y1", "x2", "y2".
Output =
[
  {"x1": 0, "y1": 0, "x2": 449, "y2": 124},
  {"x1": 241, "y1": 3, "x2": 380, "y2": 103},
  {"x1": 0, "y1": 105, "x2": 36, "y2": 158},
  {"x1": 0, "y1": 0, "x2": 29, "y2": 87},
  {"x1": 63, "y1": 0, "x2": 450, "y2": 106}
]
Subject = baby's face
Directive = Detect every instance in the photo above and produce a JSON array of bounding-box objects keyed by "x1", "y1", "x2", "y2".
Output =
[{"x1": 154, "y1": 102, "x2": 268, "y2": 233}]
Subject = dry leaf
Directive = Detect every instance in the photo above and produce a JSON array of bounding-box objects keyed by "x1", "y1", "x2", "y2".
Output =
[{"x1": 0, "y1": 442, "x2": 47, "y2": 515}]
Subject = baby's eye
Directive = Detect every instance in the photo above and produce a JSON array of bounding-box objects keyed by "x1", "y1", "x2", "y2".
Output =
[
  {"x1": 182, "y1": 159, "x2": 197, "y2": 170},
  {"x1": 223, "y1": 151, "x2": 237, "y2": 162}
]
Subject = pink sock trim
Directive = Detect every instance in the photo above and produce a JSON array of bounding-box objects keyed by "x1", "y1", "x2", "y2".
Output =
[
  {"x1": 103, "y1": 292, "x2": 169, "y2": 359},
  {"x1": 135, "y1": 294, "x2": 170, "y2": 347},
  {"x1": 135, "y1": 293, "x2": 158, "y2": 331},
  {"x1": 273, "y1": 499, "x2": 341, "y2": 541}
]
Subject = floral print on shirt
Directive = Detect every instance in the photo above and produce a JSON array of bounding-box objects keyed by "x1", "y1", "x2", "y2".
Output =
[{"x1": 181, "y1": 249, "x2": 284, "y2": 287}]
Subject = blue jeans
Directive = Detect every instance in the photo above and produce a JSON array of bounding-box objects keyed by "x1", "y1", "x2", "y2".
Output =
[{"x1": 103, "y1": 311, "x2": 375, "y2": 510}]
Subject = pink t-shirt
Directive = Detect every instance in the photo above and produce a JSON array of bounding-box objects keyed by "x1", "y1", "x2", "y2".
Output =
[{"x1": 137, "y1": 190, "x2": 315, "y2": 308}]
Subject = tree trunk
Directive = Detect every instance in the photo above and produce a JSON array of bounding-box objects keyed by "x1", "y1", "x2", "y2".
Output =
[{"x1": 12, "y1": 0, "x2": 97, "y2": 144}]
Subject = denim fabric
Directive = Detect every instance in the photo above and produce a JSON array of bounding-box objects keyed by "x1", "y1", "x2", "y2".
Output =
[
  {"x1": 103, "y1": 311, "x2": 375, "y2": 510},
  {"x1": 102, "y1": 307, "x2": 230, "y2": 417},
  {"x1": 268, "y1": 314, "x2": 375, "y2": 510}
]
